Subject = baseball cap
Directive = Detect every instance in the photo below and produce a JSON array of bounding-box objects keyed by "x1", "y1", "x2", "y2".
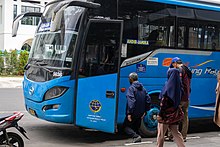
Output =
[
  {"x1": 171, "y1": 57, "x2": 180, "y2": 63},
  {"x1": 170, "y1": 57, "x2": 182, "y2": 67},
  {"x1": 176, "y1": 59, "x2": 182, "y2": 64}
]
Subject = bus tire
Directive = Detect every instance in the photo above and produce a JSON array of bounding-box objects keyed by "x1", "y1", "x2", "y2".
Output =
[{"x1": 139, "y1": 94, "x2": 160, "y2": 137}]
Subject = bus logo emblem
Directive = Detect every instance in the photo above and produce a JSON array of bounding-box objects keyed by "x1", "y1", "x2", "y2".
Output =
[
  {"x1": 162, "y1": 58, "x2": 172, "y2": 67},
  {"x1": 29, "y1": 87, "x2": 34, "y2": 96},
  {"x1": 89, "y1": 100, "x2": 102, "y2": 113}
]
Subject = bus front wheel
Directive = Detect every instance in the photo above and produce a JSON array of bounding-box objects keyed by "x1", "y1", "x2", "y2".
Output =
[{"x1": 139, "y1": 94, "x2": 160, "y2": 137}]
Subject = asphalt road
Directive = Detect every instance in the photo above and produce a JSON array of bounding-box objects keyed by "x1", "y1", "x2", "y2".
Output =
[{"x1": 1, "y1": 88, "x2": 220, "y2": 147}]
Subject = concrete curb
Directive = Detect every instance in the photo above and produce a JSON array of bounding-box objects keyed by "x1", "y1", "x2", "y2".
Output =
[{"x1": 0, "y1": 77, "x2": 23, "y2": 88}]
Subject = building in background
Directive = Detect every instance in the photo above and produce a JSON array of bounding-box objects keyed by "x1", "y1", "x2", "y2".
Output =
[{"x1": 0, "y1": 0, "x2": 52, "y2": 52}]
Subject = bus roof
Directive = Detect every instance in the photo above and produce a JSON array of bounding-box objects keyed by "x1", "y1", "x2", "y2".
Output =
[{"x1": 149, "y1": 0, "x2": 220, "y2": 11}]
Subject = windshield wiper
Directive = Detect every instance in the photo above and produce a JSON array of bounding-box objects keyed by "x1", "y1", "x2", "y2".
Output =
[
  {"x1": 35, "y1": 63, "x2": 53, "y2": 73},
  {"x1": 24, "y1": 59, "x2": 52, "y2": 73},
  {"x1": 24, "y1": 59, "x2": 42, "y2": 70},
  {"x1": 24, "y1": 59, "x2": 43, "y2": 70}
]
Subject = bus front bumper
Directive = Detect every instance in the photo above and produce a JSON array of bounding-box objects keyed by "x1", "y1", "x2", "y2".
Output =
[{"x1": 25, "y1": 98, "x2": 73, "y2": 124}]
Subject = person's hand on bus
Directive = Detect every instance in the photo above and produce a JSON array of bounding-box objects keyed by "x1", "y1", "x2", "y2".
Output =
[{"x1": 127, "y1": 115, "x2": 132, "y2": 122}]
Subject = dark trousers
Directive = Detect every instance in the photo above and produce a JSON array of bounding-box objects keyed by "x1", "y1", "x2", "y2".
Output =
[{"x1": 123, "y1": 116, "x2": 141, "y2": 138}]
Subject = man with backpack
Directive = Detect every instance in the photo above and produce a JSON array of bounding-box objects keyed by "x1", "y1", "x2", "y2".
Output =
[
  {"x1": 166, "y1": 57, "x2": 192, "y2": 142},
  {"x1": 123, "y1": 72, "x2": 151, "y2": 143},
  {"x1": 176, "y1": 58, "x2": 192, "y2": 142}
]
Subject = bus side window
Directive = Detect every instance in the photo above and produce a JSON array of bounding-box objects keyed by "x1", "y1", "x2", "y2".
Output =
[
  {"x1": 148, "y1": 29, "x2": 159, "y2": 45},
  {"x1": 79, "y1": 22, "x2": 121, "y2": 78},
  {"x1": 79, "y1": 45, "x2": 98, "y2": 77},
  {"x1": 177, "y1": 7, "x2": 220, "y2": 50}
]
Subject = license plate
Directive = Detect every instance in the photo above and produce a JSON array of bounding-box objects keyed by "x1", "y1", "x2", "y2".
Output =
[{"x1": 29, "y1": 108, "x2": 37, "y2": 117}]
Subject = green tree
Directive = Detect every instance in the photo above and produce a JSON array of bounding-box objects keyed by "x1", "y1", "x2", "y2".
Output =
[
  {"x1": 10, "y1": 49, "x2": 18, "y2": 75},
  {"x1": 3, "y1": 50, "x2": 10, "y2": 75},
  {"x1": 18, "y1": 50, "x2": 29, "y2": 75},
  {"x1": 4, "y1": 50, "x2": 9, "y2": 65},
  {"x1": 0, "y1": 51, "x2": 4, "y2": 75}
]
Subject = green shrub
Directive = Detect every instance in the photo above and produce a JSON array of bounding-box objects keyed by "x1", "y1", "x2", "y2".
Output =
[
  {"x1": 3, "y1": 49, "x2": 18, "y2": 75},
  {"x1": 18, "y1": 50, "x2": 29, "y2": 75},
  {"x1": 0, "y1": 51, "x2": 4, "y2": 74},
  {"x1": 3, "y1": 50, "x2": 10, "y2": 75},
  {"x1": 4, "y1": 50, "x2": 9, "y2": 65},
  {"x1": 10, "y1": 50, "x2": 18, "y2": 75},
  {"x1": 0, "y1": 50, "x2": 29, "y2": 76}
]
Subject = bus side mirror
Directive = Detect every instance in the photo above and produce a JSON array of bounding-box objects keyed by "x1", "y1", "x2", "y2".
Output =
[
  {"x1": 12, "y1": 14, "x2": 25, "y2": 37},
  {"x1": 12, "y1": 12, "x2": 42, "y2": 37},
  {"x1": 50, "y1": 0, "x2": 100, "y2": 32}
]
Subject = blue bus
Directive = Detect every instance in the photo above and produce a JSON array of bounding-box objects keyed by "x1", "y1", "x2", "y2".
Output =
[{"x1": 13, "y1": 0, "x2": 220, "y2": 136}]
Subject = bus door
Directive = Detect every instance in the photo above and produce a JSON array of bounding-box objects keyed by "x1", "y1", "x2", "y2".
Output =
[{"x1": 75, "y1": 19, "x2": 123, "y2": 133}]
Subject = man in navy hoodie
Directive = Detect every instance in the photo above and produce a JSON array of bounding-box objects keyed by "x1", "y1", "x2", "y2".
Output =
[{"x1": 123, "y1": 72, "x2": 151, "y2": 143}]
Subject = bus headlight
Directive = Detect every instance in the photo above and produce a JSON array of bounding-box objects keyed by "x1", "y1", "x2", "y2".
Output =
[{"x1": 44, "y1": 86, "x2": 68, "y2": 100}]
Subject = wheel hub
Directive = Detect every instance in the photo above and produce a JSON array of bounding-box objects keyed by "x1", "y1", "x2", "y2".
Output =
[
  {"x1": 144, "y1": 106, "x2": 160, "y2": 129},
  {"x1": 152, "y1": 114, "x2": 157, "y2": 120}
]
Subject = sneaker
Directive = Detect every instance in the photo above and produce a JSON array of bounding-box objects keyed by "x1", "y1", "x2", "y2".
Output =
[
  {"x1": 164, "y1": 137, "x2": 174, "y2": 142},
  {"x1": 133, "y1": 136, "x2": 141, "y2": 143}
]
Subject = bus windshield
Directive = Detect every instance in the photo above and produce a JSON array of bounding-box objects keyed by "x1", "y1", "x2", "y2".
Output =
[{"x1": 29, "y1": 2, "x2": 85, "y2": 68}]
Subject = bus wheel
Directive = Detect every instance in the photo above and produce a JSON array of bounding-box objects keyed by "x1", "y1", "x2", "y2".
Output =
[{"x1": 139, "y1": 94, "x2": 160, "y2": 137}]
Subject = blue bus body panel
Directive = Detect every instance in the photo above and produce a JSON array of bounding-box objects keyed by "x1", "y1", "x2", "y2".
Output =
[
  {"x1": 150, "y1": 0, "x2": 220, "y2": 11},
  {"x1": 23, "y1": 75, "x2": 75, "y2": 123},
  {"x1": 117, "y1": 49, "x2": 218, "y2": 124},
  {"x1": 23, "y1": 50, "x2": 218, "y2": 126},
  {"x1": 76, "y1": 74, "x2": 117, "y2": 133}
]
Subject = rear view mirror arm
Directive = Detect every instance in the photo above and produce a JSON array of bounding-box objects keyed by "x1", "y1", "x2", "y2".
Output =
[{"x1": 12, "y1": 12, "x2": 42, "y2": 37}]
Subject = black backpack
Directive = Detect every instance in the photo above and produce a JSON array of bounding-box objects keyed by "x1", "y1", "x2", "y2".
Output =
[{"x1": 182, "y1": 65, "x2": 192, "y2": 79}]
